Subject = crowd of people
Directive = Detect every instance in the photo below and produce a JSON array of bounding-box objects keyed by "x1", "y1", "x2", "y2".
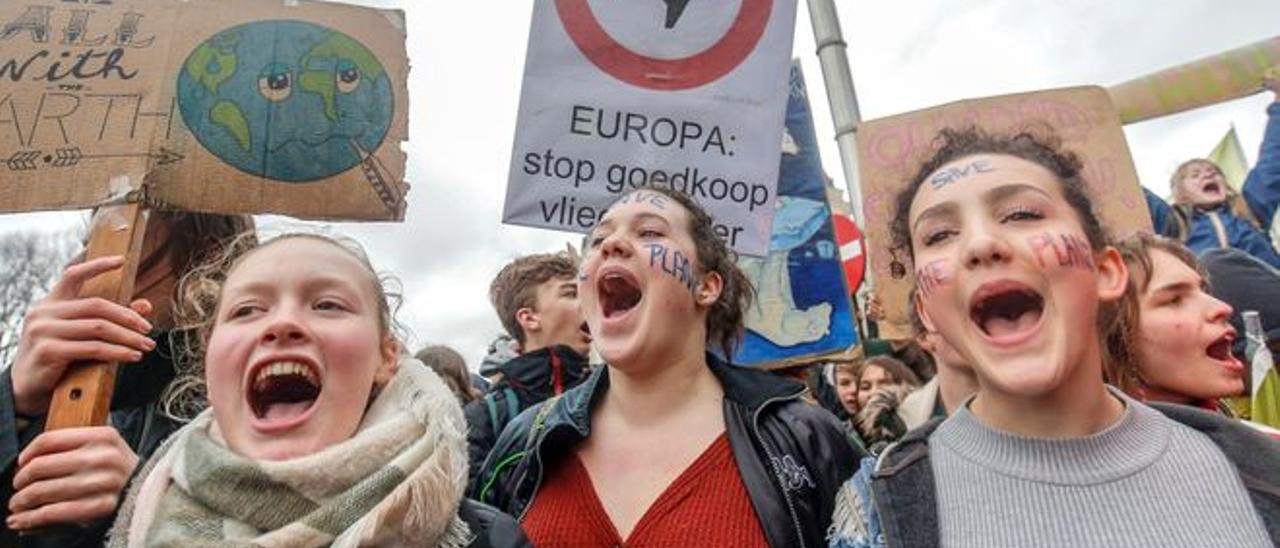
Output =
[{"x1": 1, "y1": 66, "x2": 1279, "y2": 548}]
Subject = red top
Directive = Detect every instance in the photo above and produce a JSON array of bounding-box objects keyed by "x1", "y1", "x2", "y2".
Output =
[{"x1": 521, "y1": 433, "x2": 769, "y2": 547}]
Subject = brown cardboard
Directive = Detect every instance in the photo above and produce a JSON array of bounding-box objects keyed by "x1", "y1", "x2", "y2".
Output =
[
  {"x1": 856, "y1": 86, "x2": 1152, "y2": 339},
  {"x1": 1109, "y1": 36, "x2": 1279, "y2": 124},
  {"x1": 0, "y1": 0, "x2": 408, "y2": 220}
]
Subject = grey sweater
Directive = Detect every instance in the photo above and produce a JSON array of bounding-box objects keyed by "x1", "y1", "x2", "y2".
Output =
[{"x1": 930, "y1": 393, "x2": 1271, "y2": 547}]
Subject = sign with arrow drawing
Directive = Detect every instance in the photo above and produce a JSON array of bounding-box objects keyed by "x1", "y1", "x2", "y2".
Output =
[
  {"x1": 502, "y1": 0, "x2": 799, "y2": 256},
  {"x1": 0, "y1": 0, "x2": 409, "y2": 220}
]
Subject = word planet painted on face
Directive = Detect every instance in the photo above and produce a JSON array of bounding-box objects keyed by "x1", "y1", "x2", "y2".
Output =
[{"x1": 177, "y1": 20, "x2": 393, "y2": 182}]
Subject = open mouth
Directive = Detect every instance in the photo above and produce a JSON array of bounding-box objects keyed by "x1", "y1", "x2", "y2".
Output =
[
  {"x1": 1205, "y1": 332, "x2": 1245, "y2": 374},
  {"x1": 578, "y1": 321, "x2": 592, "y2": 340},
  {"x1": 599, "y1": 271, "x2": 642, "y2": 319},
  {"x1": 1206, "y1": 334, "x2": 1233, "y2": 361},
  {"x1": 969, "y1": 283, "x2": 1045, "y2": 339},
  {"x1": 1203, "y1": 182, "x2": 1221, "y2": 195},
  {"x1": 249, "y1": 361, "x2": 321, "y2": 422}
]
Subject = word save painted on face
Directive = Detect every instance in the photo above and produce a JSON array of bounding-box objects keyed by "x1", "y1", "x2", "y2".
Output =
[
  {"x1": 1028, "y1": 232, "x2": 1095, "y2": 270},
  {"x1": 929, "y1": 160, "x2": 994, "y2": 190},
  {"x1": 616, "y1": 190, "x2": 668, "y2": 209},
  {"x1": 646, "y1": 242, "x2": 697, "y2": 293}
]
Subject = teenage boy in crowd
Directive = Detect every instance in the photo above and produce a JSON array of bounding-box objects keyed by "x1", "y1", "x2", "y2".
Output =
[
  {"x1": 898, "y1": 290, "x2": 979, "y2": 429},
  {"x1": 465, "y1": 252, "x2": 592, "y2": 488}
]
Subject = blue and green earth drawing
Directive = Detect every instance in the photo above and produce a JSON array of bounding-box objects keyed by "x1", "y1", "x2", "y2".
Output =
[{"x1": 177, "y1": 20, "x2": 393, "y2": 182}]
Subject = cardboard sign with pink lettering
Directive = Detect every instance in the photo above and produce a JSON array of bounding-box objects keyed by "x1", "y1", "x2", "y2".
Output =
[{"x1": 856, "y1": 86, "x2": 1152, "y2": 339}]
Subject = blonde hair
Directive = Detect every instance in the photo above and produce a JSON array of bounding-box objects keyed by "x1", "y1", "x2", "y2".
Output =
[
  {"x1": 164, "y1": 232, "x2": 404, "y2": 421},
  {"x1": 1169, "y1": 158, "x2": 1262, "y2": 228}
]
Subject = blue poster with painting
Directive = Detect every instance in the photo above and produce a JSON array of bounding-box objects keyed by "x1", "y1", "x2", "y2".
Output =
[{"x1": 734, "y1": 63, "x2": 859, "y2": 368}]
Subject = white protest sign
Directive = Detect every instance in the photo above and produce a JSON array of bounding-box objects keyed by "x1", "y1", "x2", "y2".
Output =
[{"x1": 502, "y1": 0, "x2": 798, "y2": 256}]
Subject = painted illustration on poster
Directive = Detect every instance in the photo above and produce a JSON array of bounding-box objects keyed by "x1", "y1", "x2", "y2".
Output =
[
  {"x1": 735, "y1": 64, "x2": 858, "y2": 367},
  {"x1": 177, "y1": 20, "x2": 393, "y2": 182},
  {"x1": 0, "y1": 0, "x2": 409, "y2": 221}
]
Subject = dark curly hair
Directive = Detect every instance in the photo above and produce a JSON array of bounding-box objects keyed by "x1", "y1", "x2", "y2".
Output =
[
  {"x1": 890, "y1": 126, "x2": 1107, "y2": 261},
  {"x1": 601, "y1": 185, "x2": 756, "y2": 359}
]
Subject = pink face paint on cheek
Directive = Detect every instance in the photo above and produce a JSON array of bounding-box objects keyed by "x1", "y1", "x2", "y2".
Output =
[
  {"x1": 916, "y1": 259, "x2": 955, "y2": 299},
  {"x1": 1028, "y1": 232, "x2": 1095, "y2": 271}
]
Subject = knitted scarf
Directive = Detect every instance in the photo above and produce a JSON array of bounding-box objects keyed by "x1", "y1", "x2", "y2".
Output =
[{"x1": 107, "y1": 359, "x2": 474, "y2": 547}]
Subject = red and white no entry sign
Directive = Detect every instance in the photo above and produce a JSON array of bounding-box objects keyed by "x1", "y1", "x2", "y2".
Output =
[
  {"x1": 832, "y1": 213, "x2": 865, "y2": 293},
  {"x1": 554, "y1": 0, "x2": 773, "y2": 91}
]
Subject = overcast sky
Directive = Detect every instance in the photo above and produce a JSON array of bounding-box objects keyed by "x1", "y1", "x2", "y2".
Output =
[{"x1": 3, "y1": 0, "x2": 1279, "y2": 370}]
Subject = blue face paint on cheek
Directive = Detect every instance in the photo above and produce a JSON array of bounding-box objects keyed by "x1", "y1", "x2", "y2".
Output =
[{"x1": 645, "y1": 243, "x2": 698, "y2": 294}]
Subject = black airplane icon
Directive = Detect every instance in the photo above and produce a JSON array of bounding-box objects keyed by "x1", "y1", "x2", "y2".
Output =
[{"x1": 662, "y1": 0, "x2": 691, "y2": 29}]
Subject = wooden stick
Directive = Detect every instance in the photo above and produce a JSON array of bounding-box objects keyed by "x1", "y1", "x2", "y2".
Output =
[{"x1": 45, "y1": 203, "x2": 149, "y2": 430}]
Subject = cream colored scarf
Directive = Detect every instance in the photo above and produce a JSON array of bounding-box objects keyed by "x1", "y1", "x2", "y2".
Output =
[{"x1": 108, "y1": 359, "x2": 474, "y2": 547}]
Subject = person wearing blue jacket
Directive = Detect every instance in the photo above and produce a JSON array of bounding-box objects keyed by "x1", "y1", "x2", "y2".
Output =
[{"x1": 1146, "y1": 74, "x2": 1280, "y2": 268}]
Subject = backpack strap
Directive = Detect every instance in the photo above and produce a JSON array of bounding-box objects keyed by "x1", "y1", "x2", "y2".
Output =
[
  {"x1": 484, "y1": 392, "x2": 501, "y2": 435},
  {"x1": 503, "y1": 387, "x2": 519, "y2": 427},
  {"x1": 484, "y1": 387, "x2": 521, "y2": 437}
]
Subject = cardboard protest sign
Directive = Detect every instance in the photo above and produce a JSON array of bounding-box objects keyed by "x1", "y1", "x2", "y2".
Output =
[
  {"x1": 1109, "y1": 36, "x2": 1279, "y2": 124},
  {"x1": 503, "y1": 0, "x2": 798, "y2": 256},
  {"x1": 0, "y1": 0, "x2": 408, "y2": 220},
  {"x1": 857, "y1": 86, "x2": 1152, "y2": 339},
  {"x1": 736, "y1": 63, "x2": 858, "y2": 368}
]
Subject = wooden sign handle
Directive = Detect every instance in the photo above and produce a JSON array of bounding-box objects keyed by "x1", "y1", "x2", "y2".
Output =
[{"x1": 45, "y1": 203, "x2": 149, "y2": 430}]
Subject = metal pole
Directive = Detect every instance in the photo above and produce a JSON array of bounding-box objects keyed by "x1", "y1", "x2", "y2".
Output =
[
  {"x1": 806, "y1": 0, "x2": 864, "y2": 226},
  {"x1": 806, "y1": 0, "x2": 875, "y2": 340}
]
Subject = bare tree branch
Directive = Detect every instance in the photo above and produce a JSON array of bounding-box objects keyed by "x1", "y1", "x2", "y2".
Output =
[{"x1": 0, "y1": 229, "x2": 82, "y2": 368}]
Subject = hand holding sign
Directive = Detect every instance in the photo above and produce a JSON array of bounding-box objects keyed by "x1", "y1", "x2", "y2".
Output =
[
  {"x1": 7, "y1": 427, "x2": 138, "y2": 532},
  {"x1": 10, "y1": 256, "x2": 154, "y2": 418}
]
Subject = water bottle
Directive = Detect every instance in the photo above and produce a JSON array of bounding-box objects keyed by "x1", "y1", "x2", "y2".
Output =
[{"x1": 1245, "y1": 311, "x2": 1280, "y2": 427}]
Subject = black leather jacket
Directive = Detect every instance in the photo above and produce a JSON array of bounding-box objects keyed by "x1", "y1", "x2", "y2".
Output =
[{"x1": 473, "y1": 354, "x2": 863, "y2": 548}]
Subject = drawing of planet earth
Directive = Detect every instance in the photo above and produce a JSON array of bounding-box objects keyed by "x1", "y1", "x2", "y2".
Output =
[{"x1": 177, "y1": 20, "x2": 393, "y2": 182}]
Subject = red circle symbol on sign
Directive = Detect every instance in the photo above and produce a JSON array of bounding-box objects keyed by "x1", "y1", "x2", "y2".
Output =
[
  {"x1": 554, "y1": 0, "x2": 773, "y2": 91},
  {"x1": 832, "y1": 214, "x2": 865, "y2": 293}
]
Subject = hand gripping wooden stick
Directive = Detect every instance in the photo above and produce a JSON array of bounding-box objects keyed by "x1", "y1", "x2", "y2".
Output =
[{"x1": 44, "y1": 203, "x2": 149, "y2": 430}]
